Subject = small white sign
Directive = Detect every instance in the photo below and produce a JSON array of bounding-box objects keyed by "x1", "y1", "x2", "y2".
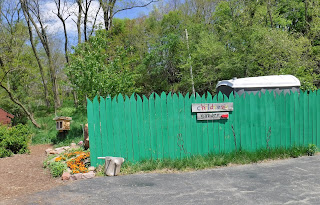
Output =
[
  {"x1": 197, "y1": 112, "x2": 229, "y2": 121},
  {"x1": 192, "y1": 102, "x2": 233, "y2": 113}
]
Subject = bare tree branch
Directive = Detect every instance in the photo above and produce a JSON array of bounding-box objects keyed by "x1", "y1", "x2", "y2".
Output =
[
  {"x1": 112, "y1": 0, "x2": 158, "y2": 18},
  {"x1": 89, "y1": 4, "x2": 101, "y2": 38}
]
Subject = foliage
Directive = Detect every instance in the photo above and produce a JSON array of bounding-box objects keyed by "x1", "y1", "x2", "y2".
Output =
[
  {"x1": 48, "y1": 161, "x2": 67, "y2": 177},
  {"x1": 307, "y1": 144, "x2": 317, "y2": 156},
  {"x1": 2, "y1": 0, "x2": 320, "y2": 125},
  {"x1": 0, "y1": 147, "x2": 13, "y2": 158},
  {"x1": 0, "y1": 124, "x2": 32, "y2": 157},
  {"x1": 120, "y1": 146, "x2": 313, "y2": 175},
  {"x1": 30, "y1": 101, "x2": 86, "y2": 146},
  {"x1": 66, "y1": 29, "x2": 141, "y2": 100}
]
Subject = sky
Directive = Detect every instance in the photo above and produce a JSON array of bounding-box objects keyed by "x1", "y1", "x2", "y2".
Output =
[{"x1": 41, "y1": 0, "x2": 156, "y2": 35}]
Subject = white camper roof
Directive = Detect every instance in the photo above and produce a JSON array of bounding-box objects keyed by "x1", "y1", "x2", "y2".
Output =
[{"x1": 216, "y1": 75, "x2": 301, "y2": 88}]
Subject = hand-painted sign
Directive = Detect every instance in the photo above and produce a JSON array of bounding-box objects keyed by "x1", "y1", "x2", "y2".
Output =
[
  {"x1": 197, "y1": 112, "x2": 229, "y2": 120},
  {"x1": 192, "y1": 102, "x2": 233, "y2": 113}
]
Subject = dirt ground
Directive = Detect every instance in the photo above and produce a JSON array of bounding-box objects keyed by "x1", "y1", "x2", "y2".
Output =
[{"x1": 0, "y1": 144, "x2": 64, "y2": 200}]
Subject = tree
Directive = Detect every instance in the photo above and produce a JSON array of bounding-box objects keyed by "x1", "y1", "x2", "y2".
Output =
[
  {"x1": 99, "y1": 0, "x2": 158, "y2": 31},
  {"x1": 20, "y1": 0, "x2": 61, "y2": 109},
  {"x1": 66, "y1": 29, "x2": 141, "y2": 100},
  {"x1": 0, "y1": 2, "x2": 40, "y2": 127}
]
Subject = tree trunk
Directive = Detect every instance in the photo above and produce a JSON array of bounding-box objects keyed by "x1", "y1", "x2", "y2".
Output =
[
  {"x1": 62, "y1": 18, "x2": 69, "y2": 63},
  {"x1": 185, "y1": 29, "x2": 195, "y2": 96},
  {"x1": 267, "y1": 0, "x2": 273, "y2": 28},
  {"x1": 76, "y1": 0, "x2": 82, "y2": 44},
  {"x1": 48, "y1": 57, "x2": 61, "y2": 109},
  {"x1": 0, "y1": 83, "x2": 40, "y2": 128},
  {"x1": 305, "y1": 0, "x2": 309, "y2": 34},
  {"x1": 22, "y1": 3, "x2": 50, "y2": 107}
]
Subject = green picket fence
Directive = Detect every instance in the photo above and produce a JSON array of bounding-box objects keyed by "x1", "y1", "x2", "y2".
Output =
[{"x1": 87, "y1": 91, "x2": 320, "y2": 166}]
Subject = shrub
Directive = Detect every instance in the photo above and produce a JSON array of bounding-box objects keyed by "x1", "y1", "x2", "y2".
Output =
[
  {"x1": 48, "y1": 161, "x2": 67, "y2": 177},
  {"x1": 0, "y1": 147, "x2": 13, "y2": 158},
  {"x1": 307, "y1": 144, "x2": 317, "y2": 156},
  {"x1": 290, "y1": 146, "x2": 303, "y2": 158},
  {"x1": 0, "y1": 124, "x2": 32, "y2": 157}
]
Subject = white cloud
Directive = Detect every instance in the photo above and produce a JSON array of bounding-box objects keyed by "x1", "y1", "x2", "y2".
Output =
[{"x1": 40, "y1": 0, "x2": 104, "y2": 35}]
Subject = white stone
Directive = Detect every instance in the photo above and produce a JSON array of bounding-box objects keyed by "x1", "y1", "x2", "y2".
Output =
[{"x1": 82, "y1": 171, "x2": 95, "y2": 179}]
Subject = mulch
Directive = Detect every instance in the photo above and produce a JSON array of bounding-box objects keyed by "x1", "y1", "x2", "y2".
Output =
[{"x1": 0, "y1": 144, "x2": 65, "y2": 200}]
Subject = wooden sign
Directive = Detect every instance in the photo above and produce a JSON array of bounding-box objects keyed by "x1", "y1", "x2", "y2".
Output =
[
  {"x1": 197, "y1": 112, "x2": 229, "y2": 121},
  {"x1": 192, "y1": 102, "x2": 233, "y2": 113}
]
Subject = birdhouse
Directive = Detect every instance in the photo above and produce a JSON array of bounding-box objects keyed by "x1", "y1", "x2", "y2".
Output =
[{"x1": 53, "y1": 116, "x2": 72, "y2": 132}]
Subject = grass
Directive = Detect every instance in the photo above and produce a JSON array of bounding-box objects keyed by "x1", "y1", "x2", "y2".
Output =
[
  {"x1": 28, "y1": 100, "x2": 87, "y2": 147},
  {"x1": 120, "y1": 146, "x2": 312, "y2": 175}
]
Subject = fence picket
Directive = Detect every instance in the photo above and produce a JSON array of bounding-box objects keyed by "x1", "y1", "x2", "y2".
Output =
[
  {"x1": 212, "y1": 94, "x2": 219, "y2": 153},
  {"x1": 287, "y1": 93, "x2": 294, "y2": 148},
  {"x1": 184, "y1": 93, "x2": 192, "y2": 157},
  {"x1": 136, "y1": 95, "x2": 145, "y2": 160},
  {"x1": 201, "y1": 94, "x2": 208, "y2": 155},
  {"x1": 317, "y1": 91, "x2": 320, "y2": 147},
  {"x1": 92, "y1": 97, "x2": 101, "y2": 166},
  {"x1": 311, "y1": 91, "x2": 317, "y2": 145},
  {"x1": 292, "y1": 92, "x2": 299, "y2": 146},
  {"x1": 190, "y1": 94, "x2": 197, "y2": 155},
  {"x1": 155, "y1": 93, "x2": 163, "y2": 159},
  {"x1": 173, "y1": 93, "x2": 179, "y2": 159},
  {"x1": 149, "y1": 94, "x2": 157, "y2": 160},
  {"x1": 86, "y1": 99, "x2": 96, "y2": 165},
  {"x1": 116, "y1": 94, "x2": 128, "y2": 160},
  {"x1": 161, "y1": 92, "x2": 168, "y2": 159},
  {"x1": 105, "y1": 96, "x2": 114, "y2": 156},
  {"x1": 299, "y1": 92, "x2": 305, "y2": 146},
  {"x1": 99, "y1": 97, "x2": 108, "y2": 160},
  {"x1": 207, "y1": 92, "x2": 214, "y2": 153},
  {"x1": 167, "y1": 93, "x2": 175, "y2": 159},
  {"x1": 130, "y1": 94, "x2": 139, "y2": 162},
  {"x1": 303, "y1": 92, "x2": 309, "y2": 146},
  {"x1": 143, "y1": 95, "x2": 152, "y2": 159},
  {"x1": 195, "y1": 93, "x2": 202, "y2": 155}
]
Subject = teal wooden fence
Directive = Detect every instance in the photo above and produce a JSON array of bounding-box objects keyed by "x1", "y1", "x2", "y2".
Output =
[{"x1": 87, "y1": 91, "x2": 320, "y2": 166}]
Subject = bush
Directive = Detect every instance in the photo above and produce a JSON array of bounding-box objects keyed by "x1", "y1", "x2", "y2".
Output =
[
  {"x1": 0, "y1": 147, "x2": 13, "y2": 158},
  {"x1": 48, "y1": 161, "x2": 67, "y2": 177},
  {"x1": 0, "y1": 124, "x2": 32, "y2": 157},
  {"x1": 307, "y1": 144, "x2": 317, "y2": 156}
]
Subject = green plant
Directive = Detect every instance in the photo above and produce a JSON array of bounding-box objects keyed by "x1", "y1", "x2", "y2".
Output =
[
  {"x1": 290, "y1": 146, "x2": 303, "y2": 158},
  {"x1": 30, "y1": 103, "x2": 86, "y2": 146},
  {"x1": 43, "y1": 154, "x2": 58, "y2": 168},
  {"x1": 307, "y1": 144, "x2": 317, "y2": 156},
  {"x1": 48, "y1": 161, "x2": 67, "y2": 177},
  {"x1": 95, "y1": 165, "x2": 105, "y2": 177},
  {"x1": 0, "y1": 147, "x2": 13, "y2": 158},
  {"x1": 0, "y1": 124, "x2": 31, "y2": 156}
]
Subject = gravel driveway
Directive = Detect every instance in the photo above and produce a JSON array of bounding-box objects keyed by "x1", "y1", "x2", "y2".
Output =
[{"x1": 4, "y1": 154, "x2": 320, "y2": 205}]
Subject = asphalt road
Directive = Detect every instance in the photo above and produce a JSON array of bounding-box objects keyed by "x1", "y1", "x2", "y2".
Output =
[{"x1": 4, "y1": 155, "x2": 320, "y2": 205}]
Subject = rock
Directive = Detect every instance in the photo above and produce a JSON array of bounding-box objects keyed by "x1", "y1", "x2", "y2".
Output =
[
  {"x1": 84, "y1": 124, "x2": 89, "y2": 149},
  {"x1": 82, "y1": 171, "x2": 95, "y2": 179},
  {"x1": 88, "y1": 166, "x2": 95, "y2": 172},
  {"x1": 49, "y1": 150, "x2": 57, "y2": 155},
  {"x1": 70, "y1": 143, "x2": 77, "y2": 148},
  {"x1": 62, "y1": 172, "x2": 70, "y2": 181},
  {"x1": 55, "y1": 148, "x2": 65, "y2": 154},
  {"x1": 59, "y1": 146, "x2": 70, "y2": 150},
  {"x1": 70, "y1": 173, "x2": 83, "y2": 181},
  {"x1": 45, "y1": 148, "x2": 53, "y2": 155}
]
